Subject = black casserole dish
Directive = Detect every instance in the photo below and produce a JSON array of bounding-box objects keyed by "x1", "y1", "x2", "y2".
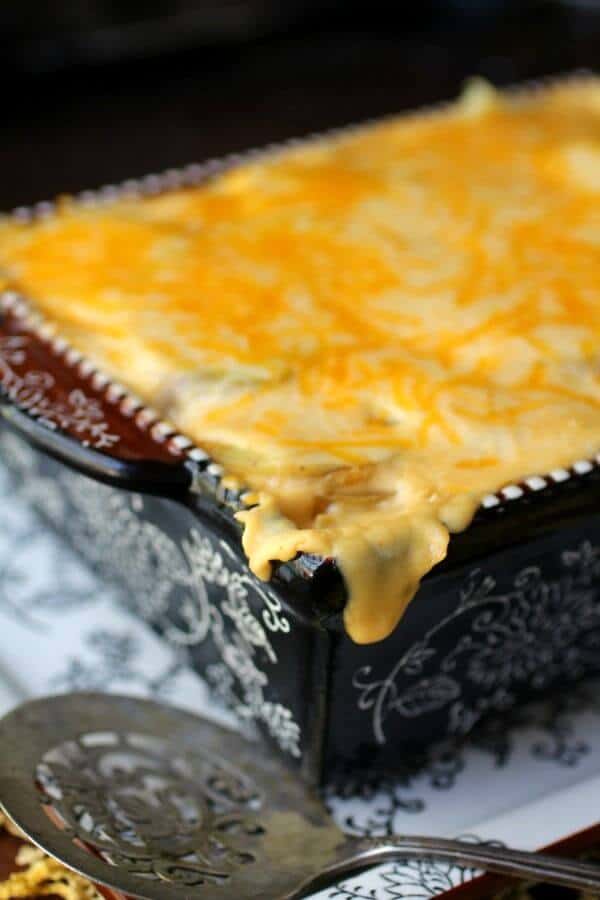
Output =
[{"x1": 2, "y1": 87, "x2": 600, "y2": 784}]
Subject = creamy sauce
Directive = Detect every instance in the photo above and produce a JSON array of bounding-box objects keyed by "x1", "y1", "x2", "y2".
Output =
[{"x1": 1, "y1": 78, "x2": 599, "y2": 643}]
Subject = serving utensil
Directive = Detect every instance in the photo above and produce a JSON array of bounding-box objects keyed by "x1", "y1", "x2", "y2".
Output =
[{"x1": 0, "y1": 693, "x2": 599, "y2": 899}]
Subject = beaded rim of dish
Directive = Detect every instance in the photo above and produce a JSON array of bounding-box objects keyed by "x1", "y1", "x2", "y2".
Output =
[
  {"x1": 0, "y1": 289, "x2": 246, "y2": 510},
  {"x1": 2, "y1": 68, "x2": 599, "y2": 520}
]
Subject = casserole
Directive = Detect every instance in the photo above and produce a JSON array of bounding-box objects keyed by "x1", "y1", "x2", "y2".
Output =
[{"x1": 1, "y1": 74, "x2": 600, "y2": 783}]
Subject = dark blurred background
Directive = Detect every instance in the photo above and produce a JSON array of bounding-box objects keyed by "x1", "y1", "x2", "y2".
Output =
[{"x1": 1, "y1": 0, "x2": 599, "y2": 210}]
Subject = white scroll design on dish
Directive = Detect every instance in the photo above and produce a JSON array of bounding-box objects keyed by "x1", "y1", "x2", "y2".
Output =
[
  {"x1": 0, "y1": 335, "x2": 119, "y2": 450},
  {"x1": 0, "y1": 430, "x2": 301, "y2": 759},
  {"x1": 353, "y1": 542, "x2": 600, "y2": 745}
]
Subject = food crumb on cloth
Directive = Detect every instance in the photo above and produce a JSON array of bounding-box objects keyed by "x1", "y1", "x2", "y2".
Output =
[{"x1": 0, "y1": 813, "x2": 102, "y2": 899}]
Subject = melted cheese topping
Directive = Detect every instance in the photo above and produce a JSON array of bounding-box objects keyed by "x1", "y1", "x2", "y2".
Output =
[{"x1": 1, "y1": 78, "x2": 599, "y2": 643}]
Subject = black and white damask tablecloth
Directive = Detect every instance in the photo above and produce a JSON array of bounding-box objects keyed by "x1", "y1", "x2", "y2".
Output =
[{"x1": 1, "y1": 459, "x2": 600, "y2": 899}]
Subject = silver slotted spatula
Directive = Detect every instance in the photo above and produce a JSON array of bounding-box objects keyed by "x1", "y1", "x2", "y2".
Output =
[{"x1": 0, "y1": 693, "x2": 598, "y2": 899}]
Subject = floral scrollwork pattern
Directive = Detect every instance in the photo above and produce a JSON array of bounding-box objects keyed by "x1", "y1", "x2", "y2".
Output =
[
  {"x1": 36, "y1": 730, "x2": 265, "y2": 886},
  {"x1": 0, "y1": 430, "x2": 301, "y2": 759},
  {"x1": 0, "y1": 336, "x2": 119, "y2": 450},
  {"x1": 353, "y1": 542, "x2": 600, "y2": 745}
]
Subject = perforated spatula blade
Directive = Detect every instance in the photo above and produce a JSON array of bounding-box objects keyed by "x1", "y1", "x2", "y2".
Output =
[
  {"x1": 0, "y1": 694, "x2": 344, "y2": 900},
  {"x1": 0, "y1": 693, "x2": 599, "y2": 900}
]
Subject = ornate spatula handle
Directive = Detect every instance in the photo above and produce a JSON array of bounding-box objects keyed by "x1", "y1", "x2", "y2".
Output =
[{"x1": 307, "y1": 834, "x2": 600, "y2": 896}]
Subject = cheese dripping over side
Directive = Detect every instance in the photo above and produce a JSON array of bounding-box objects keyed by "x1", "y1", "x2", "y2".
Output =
[{"x1": 0, "y1": 77, "x2": 599, "y2": 643}]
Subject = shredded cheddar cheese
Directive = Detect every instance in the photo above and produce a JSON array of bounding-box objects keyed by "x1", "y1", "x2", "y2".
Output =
[{"x1": 1, "y1": 77, "x2": 599, "y2": 643}]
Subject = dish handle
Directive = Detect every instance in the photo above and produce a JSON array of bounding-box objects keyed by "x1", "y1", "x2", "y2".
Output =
[{"x1": 0, "y1": 291, "x2": 195, "y2": 495}]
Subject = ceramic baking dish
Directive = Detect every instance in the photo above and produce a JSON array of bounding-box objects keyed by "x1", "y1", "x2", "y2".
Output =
[{"x1": 2, "y1": 103, "x2": 600, "y2": 785}]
